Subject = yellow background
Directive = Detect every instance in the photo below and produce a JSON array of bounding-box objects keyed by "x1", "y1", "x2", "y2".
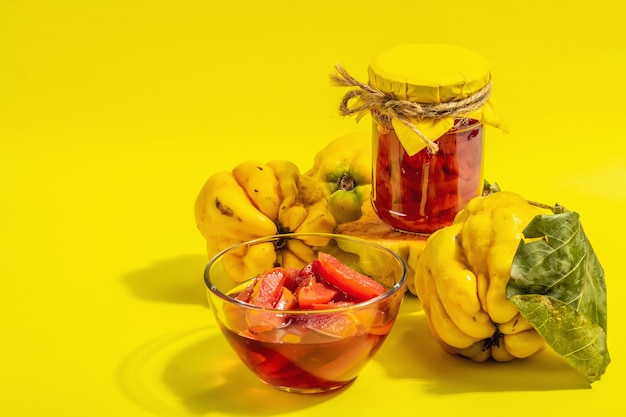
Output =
[{"x1": 2, "y1": 1, "x2": 625, "y2": 416}]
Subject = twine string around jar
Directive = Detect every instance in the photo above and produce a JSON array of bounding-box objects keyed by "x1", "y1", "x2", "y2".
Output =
[{"x1": 330, "y1": 64, "x2": 492, "y2": 154}]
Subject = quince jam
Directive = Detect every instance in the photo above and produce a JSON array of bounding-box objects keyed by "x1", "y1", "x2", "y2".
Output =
[{"x1": 372, "y1": 119, "x2": 484, "y2": 234}]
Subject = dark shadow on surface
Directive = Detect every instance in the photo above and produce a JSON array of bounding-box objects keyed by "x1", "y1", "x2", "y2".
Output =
[
  {"x1": 373, "y1": 295, "x2": 591, "y2": 393},
  {"x1": 117, "y1": 327, "x2": 340, "y2": 417},
  {"x1": 122, "y1": 254, "x2": 209, "y2": 306}
]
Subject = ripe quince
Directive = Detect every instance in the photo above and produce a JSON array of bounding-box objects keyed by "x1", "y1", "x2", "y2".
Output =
[{"x1": 306, "y1": 132, "x2": 372, "y2": 224}]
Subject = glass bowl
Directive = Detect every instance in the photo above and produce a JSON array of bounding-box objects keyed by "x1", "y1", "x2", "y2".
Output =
[{"x1": 204, "y1": 233, "x2": 407, "y2": 393}]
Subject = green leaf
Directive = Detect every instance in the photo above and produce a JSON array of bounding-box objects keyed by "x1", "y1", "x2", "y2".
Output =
[{"x1": 507, "y1": 212, "x2": 610, "y2": 382}]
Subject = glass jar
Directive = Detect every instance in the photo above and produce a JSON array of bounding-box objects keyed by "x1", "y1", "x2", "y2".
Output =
[
  {"x1": 364, "y1": 44, "x2": 501, "y2": 234},
  {"x1": 372, "y1": 118, "x2": 484, "y2": 234}
]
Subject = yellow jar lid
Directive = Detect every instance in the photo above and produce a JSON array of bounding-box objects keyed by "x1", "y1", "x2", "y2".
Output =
[
  {"x1": 366, "y1": 44, "x2": 504, "y2": 155},
  {"x1": 368, "y1": 44, "x2": 491, "y2": 104}
]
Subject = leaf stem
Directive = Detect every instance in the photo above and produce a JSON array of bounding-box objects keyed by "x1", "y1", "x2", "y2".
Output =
[{"x1": 528, "y1": 200, "x2": 567, "y2": 214}]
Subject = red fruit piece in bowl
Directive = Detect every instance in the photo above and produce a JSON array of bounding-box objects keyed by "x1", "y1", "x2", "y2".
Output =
[
  {"x1": 316, "y1": 252, "x2": 385, "y2": 302},
  {"x1": 296, "y1": 281, "x2": 338, "y2": 308},
  {"x1": 246, "y1": 267, "x2": 292, "y2": 333}
]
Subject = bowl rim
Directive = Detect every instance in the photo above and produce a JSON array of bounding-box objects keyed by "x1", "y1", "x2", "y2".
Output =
[{"x1": 203, "y1": 232, "x2": 407, "y2": 314}]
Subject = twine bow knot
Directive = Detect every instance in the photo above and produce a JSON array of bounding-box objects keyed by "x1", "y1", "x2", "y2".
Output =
[{"x1": 331, "y1": 64, "x2": 492, "y2": 153}]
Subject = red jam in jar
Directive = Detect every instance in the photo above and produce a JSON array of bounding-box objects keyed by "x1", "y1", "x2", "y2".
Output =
[{"x1": 372, "y1": 119, "x2": 484, "y2": 234}]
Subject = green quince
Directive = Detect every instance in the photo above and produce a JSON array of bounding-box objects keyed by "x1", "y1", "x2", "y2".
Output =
[{"x1": 306, "y1": 132, "x2": 372, "y2": 224}]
